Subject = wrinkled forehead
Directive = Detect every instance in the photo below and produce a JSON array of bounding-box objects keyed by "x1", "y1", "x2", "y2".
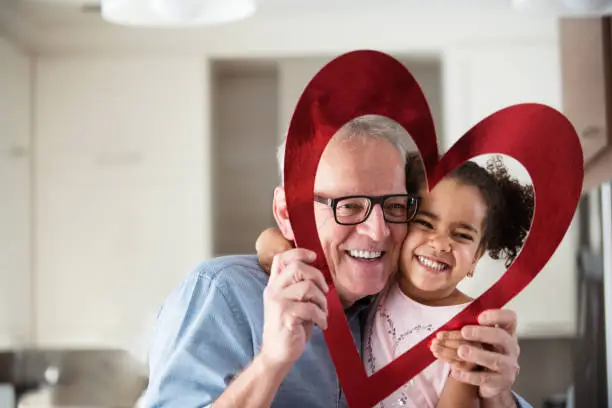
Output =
[{"x1": 314, "y1": 136, "x2": 406, "y2": 196}]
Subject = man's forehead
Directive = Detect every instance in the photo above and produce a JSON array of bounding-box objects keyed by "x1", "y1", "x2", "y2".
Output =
[
  {"x1": 318, "y1": 135, "x2": 394, "y2": 161},
  {"x1": 314, "y1": 137, "x2": 406, "y2": 194}
]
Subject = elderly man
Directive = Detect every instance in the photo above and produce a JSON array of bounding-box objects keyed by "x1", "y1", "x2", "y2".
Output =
[{"x1": 143, "y1": 115, "x2": 530, "y2": 408}]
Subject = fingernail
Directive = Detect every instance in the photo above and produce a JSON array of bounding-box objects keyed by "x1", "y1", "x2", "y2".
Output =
[
  {"x1": 478, "y1": 312, "x2": 489, "y2": 324},
  {"x1": 458, "y1": 345, "x2": 470, "y2": 358},
  {"x1": 436, "y1": 332, "x2": 445, "y2": 340},
  {"x1": 308, "y1": 251, "x2": 317, "y2": 261},
  {"x1": 461, "y1": 327, "x2": 474, "y2": 338}
]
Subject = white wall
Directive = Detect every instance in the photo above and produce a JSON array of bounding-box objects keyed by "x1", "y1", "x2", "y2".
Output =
[
  {"x1": 34, "y1": 56, "x2": 210, "y2": 348},
  {"x1": 0, "y1": 35, "x2": 31, "y2": 349}
]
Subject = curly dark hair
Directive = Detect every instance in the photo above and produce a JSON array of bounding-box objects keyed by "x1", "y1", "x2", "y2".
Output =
[{"x1": 405, "y1": 153, "x2": 534, "y2": 267}]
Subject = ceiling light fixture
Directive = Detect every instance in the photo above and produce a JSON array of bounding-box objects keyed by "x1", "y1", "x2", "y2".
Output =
[{"x1": 101, "y1": 0, "x2": 256, "y2": 27}]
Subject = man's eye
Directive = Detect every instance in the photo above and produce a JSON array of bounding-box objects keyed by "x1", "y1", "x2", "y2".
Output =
[
  {"x1": 386, "y1": 203, "x2": 407, "y2": 209},
  {"x1": 339, "y1": 203, "x2": 362, "y2": 210}
]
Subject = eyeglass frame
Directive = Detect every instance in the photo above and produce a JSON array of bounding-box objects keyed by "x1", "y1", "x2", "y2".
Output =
[{"x1": 313, "y1": 194, "x2": 421, "y2": 226}]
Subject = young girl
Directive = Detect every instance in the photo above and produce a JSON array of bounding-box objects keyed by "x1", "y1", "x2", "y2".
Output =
[{"x1": 256, "y1": 153, "x2": 534, "y2": 408}]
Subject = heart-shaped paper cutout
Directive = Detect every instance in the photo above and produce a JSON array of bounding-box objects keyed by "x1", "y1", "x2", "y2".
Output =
[{"x1": 283, "y1": 50, "x2": 583, "y2": 408}]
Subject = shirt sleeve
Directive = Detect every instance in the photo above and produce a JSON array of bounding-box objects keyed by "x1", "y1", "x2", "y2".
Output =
[
  {"x1": 142, "y1": 270, "x2": 255, "y2": 408},
  {"x1": 513, "y1": 391, "x2": 533, "y2": 408}
]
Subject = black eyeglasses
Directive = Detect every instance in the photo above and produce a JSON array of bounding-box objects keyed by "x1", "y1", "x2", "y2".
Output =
[{"x1": 314, "y1": 194, "x2": 420, "y2": 226}]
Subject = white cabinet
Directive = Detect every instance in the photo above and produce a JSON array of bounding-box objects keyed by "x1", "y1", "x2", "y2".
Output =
[
  {"x1": 34, "y1": 56, "x2": 210, "y2": 350},
  {"x1": 0, "y1": 36, "x2": 32, "y2": 348},
  {"x1": 442, "y1": 43, "x2": 578, "y2": 337},
  {"x1": 442, "y1": 42, "x2": 563, "y2": 146}
]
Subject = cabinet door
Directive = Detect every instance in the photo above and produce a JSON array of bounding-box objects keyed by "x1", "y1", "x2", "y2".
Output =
[
  {"x1": 35, "y1": 57, "x2": 208, "y2": 350},
  {"x1": 0, "y1": 37, "x2": 32, "y2": 348},
  {"x1": 442, "y1": 43, "x2": 577, "y2": 337},
  {"x1": 560, "y1": 17, "x2": 611, "y2": 165}
]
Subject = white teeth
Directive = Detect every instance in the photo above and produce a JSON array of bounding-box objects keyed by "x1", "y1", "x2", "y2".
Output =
[
  {"x1": 417, "y1": 256, "x2": 449, "y2": 271},
  {"x1": 348, "y1": 250, "x2": 383, "y2": 259}
]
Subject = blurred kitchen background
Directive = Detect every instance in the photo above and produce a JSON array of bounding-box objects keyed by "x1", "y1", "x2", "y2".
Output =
[{"x1": 1, "y1": 0, "x2": 612, "y2": 407}]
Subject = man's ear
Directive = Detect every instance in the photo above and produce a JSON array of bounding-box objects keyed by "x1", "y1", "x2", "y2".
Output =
[{"x1": 273, "y1": 186, "x2": 295, "y2": 241}]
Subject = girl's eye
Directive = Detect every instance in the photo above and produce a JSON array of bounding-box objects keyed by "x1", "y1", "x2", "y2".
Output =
[
  {"x1": 413, "y1": 219, "x2": 433, "y2": 229},
  {"x1": 454, "y1": 233, "x2": 474, "y2": 241}
]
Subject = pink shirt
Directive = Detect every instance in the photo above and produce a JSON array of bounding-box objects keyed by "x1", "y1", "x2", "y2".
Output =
[{"x1": 363, "y1": 282, "x2": 471, "y2": 408}]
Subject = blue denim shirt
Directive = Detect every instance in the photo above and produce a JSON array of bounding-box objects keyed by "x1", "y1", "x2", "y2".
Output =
[{"x1": 143, "y1": 254, "x2": 532, "y2": 408}]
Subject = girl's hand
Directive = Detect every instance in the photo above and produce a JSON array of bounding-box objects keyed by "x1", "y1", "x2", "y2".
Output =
[
  {"x1": 256, "y1": 227, "x2": 295, "y2": 273},
  {"x1": 442, "y1": 310, "x2": 522, "y2": 399},
  {"x1": 430, "y1": 332, "x2": 483, "y2": 372}
]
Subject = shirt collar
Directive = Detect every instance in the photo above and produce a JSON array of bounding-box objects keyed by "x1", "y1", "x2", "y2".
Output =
[{"x1": 345, "y1": 295, "x2": 376, "y2": 320}]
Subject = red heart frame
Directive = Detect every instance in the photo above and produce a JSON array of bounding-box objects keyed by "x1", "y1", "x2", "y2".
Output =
[{"x1": 283, "y1": 50, "x2": 583, "y2": 408}]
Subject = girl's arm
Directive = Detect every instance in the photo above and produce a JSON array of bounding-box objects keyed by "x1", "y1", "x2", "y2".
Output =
[
  {"x1": 256, "y1": 227, "x2": 294, "y2": 273},
  {"x1": 433, "y1": 331, "x2": 482, "y2": 408},
  {"x1": 436, "y1": 373, "x2": 480, "y2": 408}
]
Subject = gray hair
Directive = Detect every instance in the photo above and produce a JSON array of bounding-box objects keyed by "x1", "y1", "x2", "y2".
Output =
[{"x1": 276, "y1": 114, "x2": 414, "y2": 184}]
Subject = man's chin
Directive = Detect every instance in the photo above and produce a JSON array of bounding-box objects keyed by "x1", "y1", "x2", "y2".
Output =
[
  {"x1": 336, "y1": 284, "x2": 385, "y2": 307},
  {"x1": 345, "y1": 274, "x2": 389, "y2": 300},
  {"x1": 332, "y1": 257, "x2": 392, "y2": 302}
]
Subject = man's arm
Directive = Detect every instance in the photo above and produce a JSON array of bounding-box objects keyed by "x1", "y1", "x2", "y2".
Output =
[
  {"x1": 215, "y1": 249, "x2": 329, "y2": 408},
  {"x1": 143, "y1": 269, "x2": 270, "y2": 408},
  {"x1": 212, "y1": 354, "x2": 290, "y2": 408},
  {"x1": 144, "y1": 250, "x2": 328, "y2": 408}
]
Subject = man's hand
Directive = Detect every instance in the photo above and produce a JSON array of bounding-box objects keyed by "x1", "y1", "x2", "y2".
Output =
[
  {"x1": 260, "y1": 248, "x2": 329, "y2": 369},
  {"x1": 431, "y1": 309, "x2": 521, "y2": 400},
  {"x1": 213, "y1": 248, "x2": 329, "y2": 408}
]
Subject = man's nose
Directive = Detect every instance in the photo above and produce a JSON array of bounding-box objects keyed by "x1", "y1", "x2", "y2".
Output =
[{"x1": 356, "y1": 204, "x2": 390, "y2": 241}]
